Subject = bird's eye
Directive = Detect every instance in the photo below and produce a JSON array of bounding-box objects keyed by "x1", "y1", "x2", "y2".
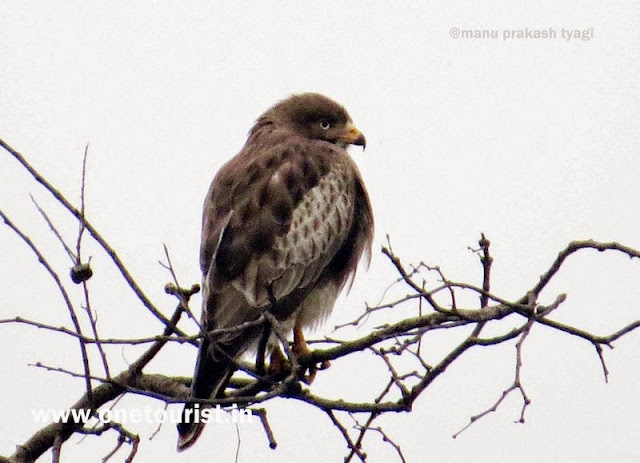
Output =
[{"x1": 319, "y1": 120, "x2": 331, "y2": 130}]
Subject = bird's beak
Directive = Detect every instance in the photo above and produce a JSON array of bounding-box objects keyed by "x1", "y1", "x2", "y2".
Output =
[{"x1": 338, "y1": 123, "x2": 366, "y2": 150}]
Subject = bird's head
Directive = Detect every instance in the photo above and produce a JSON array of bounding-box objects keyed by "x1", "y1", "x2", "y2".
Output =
[{"x1": 256, "y1": 93, "x2": 366, "y2": 150}]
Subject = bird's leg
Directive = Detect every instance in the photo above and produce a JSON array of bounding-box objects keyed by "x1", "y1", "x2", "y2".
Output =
[
  {"x1": 257, "y1": 284, "x2": 280, "y2": 376},
  {"x1": 267, "y1": 344, "x2": 288, "y2": 378},
  {"x1": 255, "y1": 317, "x2": 271, "y2": 376},
  {"x1": 262, "y1": 284, "x2": 291, "y2": 378},
  {"x1": 292, "y1": 321, "x2": 311, "y2": 358},
  {"x1": 292, "y1": 321, "x2": 331, "y2": 370},
  {"x1": 292, "y1": 320, "x2": 331, "y2": 384}
]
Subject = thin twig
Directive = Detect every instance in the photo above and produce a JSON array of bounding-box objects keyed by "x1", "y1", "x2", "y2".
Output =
[
  {"x1": 76, "y1": 143, "x2": 89, "y2": 261},
  {"x1": 29, "y1": 195, "x2": 76, "y2": 263},
  {"x1": 327, "y1": 410, "x2": 366, "y2": 463},
  {"x1": 453, "y1": 318, "x2": 534, "y2": 438},
  {"x1": 160, "y1": 244, "x2": 201, "y2": 327},
  {"x1": 0, "y1": 208, "x2": 94, "y2": 405},
  {"x1": 252, "y1": 408, "x2": 277, "y2": 449}
]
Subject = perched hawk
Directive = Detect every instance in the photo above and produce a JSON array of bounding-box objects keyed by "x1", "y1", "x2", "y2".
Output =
[{"x1": 177, "y1": 93, "x2": 374, "y2": 450}]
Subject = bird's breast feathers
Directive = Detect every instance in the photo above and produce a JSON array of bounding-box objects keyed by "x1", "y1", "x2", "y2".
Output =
[
  {"x1": 201, "y1": 133, "x2": 368, "y2": 302},
  {"x1": 235, "y1": 159, "x2": 356, "y2": 307}
]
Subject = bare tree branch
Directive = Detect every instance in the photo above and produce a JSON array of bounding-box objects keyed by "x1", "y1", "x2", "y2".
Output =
[
  {"x1": 0, "y1": 137, "x2": 184, "y2": 334},
  {"x1": 1, "y1": 139, "x2": 638, "y2": 462}
]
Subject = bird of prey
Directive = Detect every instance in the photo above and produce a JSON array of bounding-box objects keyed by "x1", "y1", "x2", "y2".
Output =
[{"x1": 177, "y1": 93, "x2": 374, "y2": 450}]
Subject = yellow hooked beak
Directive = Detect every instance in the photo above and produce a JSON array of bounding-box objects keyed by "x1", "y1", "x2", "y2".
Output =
[{"x1": 338, "y1": 123, "x2": 366, "y2": 149}]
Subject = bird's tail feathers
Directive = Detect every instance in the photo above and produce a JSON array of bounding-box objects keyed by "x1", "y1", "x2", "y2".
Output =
[
  {"x1": 177, "y1": 407, "x2": 208, "y2": 452},
  {"x1": 177, "y1": 337, "x2": 233, "y2": 451}
]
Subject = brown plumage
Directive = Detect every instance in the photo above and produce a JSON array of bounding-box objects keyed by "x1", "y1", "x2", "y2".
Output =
[{"x1": 177, "y1": 93, "x2": 374, "y2": 450}]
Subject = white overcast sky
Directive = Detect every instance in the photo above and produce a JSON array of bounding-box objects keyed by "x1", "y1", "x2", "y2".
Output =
[{"x1": 1, "y1": 2, "x2": 639, "y2": 462}]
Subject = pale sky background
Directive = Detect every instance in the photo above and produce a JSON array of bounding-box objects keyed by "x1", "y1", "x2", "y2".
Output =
[{"x1": 1, "y1": 2, "x2": 639, "y2": 462}]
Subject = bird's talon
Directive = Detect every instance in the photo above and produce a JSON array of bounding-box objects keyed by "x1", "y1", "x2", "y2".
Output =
[
  {"x1": 302, "y1": 367, "x2": 318, "y2": 384},
  {"x1": 318, "y1": 360, "x2": 331, "y2": 370},
  {"x1": 267, "y1": 346, "x2": 289, "y2": 379}
]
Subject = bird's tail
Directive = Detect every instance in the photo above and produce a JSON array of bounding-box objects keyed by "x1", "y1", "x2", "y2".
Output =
[
  {"x1": 176, "y1": 403, "x2": 208, "y2": 451},
  {"x1": 177, "y1": 336, "x2": 233, "y2": 451}
]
